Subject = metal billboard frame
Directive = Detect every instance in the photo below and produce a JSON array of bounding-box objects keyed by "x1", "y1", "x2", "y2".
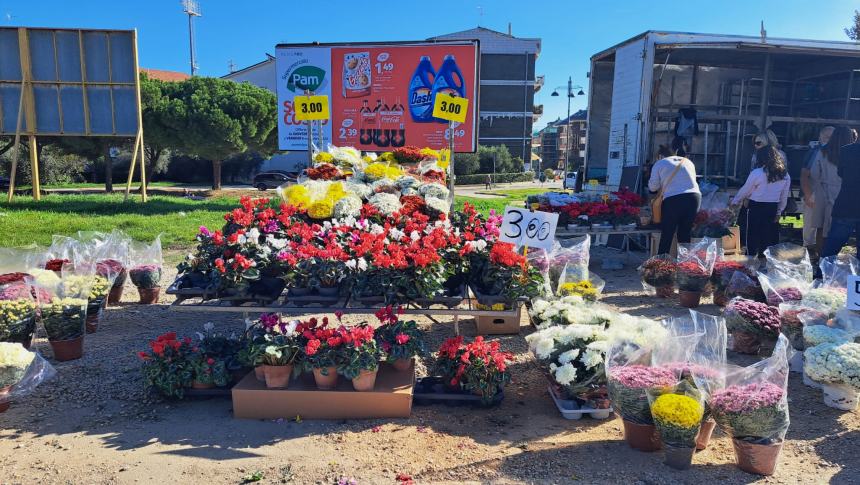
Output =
[{"x1": 0, "y1": 27, "x2": 147, "y2": 201}]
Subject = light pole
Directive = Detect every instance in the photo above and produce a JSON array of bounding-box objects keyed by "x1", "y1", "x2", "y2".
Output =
[
  {"x1": 551, "y1": 77, "x2": 585, "y2": 189},
  {"x1": 182, "y1": 0, "x2": 201, "y2": 76}
]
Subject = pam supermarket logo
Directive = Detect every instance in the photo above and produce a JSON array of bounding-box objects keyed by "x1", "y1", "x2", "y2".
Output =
[{"x1": 285, "y1": 65, "x2": 327, "y2": 93}]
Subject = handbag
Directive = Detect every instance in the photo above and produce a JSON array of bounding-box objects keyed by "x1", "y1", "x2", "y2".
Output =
[{"x1": 650, "y1": 159, "x2": 685, "y2": 225}]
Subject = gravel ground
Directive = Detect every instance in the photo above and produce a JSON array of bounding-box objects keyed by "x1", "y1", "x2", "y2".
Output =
[{"x1": 1, "y1": 247, "x2": 858, "y2": 485}]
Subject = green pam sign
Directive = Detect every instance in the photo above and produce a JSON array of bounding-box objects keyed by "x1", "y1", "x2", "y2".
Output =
[{"x1": 287, "y1": 65, "x2": 326, "y2": 93}]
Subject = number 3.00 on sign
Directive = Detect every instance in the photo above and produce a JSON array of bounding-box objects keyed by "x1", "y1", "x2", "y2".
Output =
[
  {"x1": 294, "y1": 95, "x2": 330, "y2": 121},
  {"x1": 432, "y1": 93, "x2": 468, "y2": 123},
  {"x1": 499, "y1": 206, "x2": 558, "y2": 250}
]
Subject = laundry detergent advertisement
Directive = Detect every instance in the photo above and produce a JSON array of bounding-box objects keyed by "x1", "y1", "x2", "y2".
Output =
[{"x1": 275, "y1": 41, "x2": 479, "y2": 152}]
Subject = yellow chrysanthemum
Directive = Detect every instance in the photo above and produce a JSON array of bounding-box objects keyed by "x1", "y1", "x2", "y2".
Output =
[
  {"x1": 307, "y1": 199, "x2": 334, "y2": 220},
  {"x1": 379, "y1": 152, "x2": 396, "y2": 163},
  {"x1": 314, "y1": 152, "x2": 334, "y2": 164},
  {"x1": 325, "y1": 181, "x2": 347, "y2": 202},
  {"x1": 280, "y1": 184, "x2": 310, "y2": 209},
  {"x1": 420, "y1": 147, "x2": 440, "y2": 160},
  {"x1": 651, "y1": 394, "x2": 703, "y2": 429},
  {"x1": 558, "y1": 280, "x2": 598, "y2": 301},
  {"x1": 365, "y1": 162, "x2": 402, "y2": 182}
]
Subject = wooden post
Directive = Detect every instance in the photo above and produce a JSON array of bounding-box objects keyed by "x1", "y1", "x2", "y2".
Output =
[
  {"x1": 124, "y1": 130, "x2": 142, "y2": 201},
  {"x1": 16, "y1": 27, "x2": 40, "y2": 201},
  {"x1": 6, "y1": 80, "x2": 25, "y2": 202},
  {"x1": 28, "y1": 135, "x2": 40, "y2": 201},
  {"x1": 131, "y1": 29, "x2": 147, "y2": 201}
]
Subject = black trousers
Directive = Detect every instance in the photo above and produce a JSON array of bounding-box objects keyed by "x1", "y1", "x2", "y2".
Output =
[
  {"x1": 745, "y1": 200, "x2": 779, "y2": 257},
  {"x1": 658, "y1": 192, "x2": 701, "y2": 255}
]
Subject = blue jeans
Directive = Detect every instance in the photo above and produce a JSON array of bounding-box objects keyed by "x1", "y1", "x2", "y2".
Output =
[{"x1": 822, "y1": 218, "x2": 860, "y2": 257}]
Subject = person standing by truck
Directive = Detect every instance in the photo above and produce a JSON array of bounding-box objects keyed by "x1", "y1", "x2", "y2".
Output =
[
  {"x1": 731, "y1": 145, "x2": 791, "y2": 258},
  {"x1": 800, "y1": 126, "x2": 835, "y2": 252},
  {"x1": 822, "y1": 136, "x2": 860, "y2": 257},
  {"x1": 806, "y1": 127, "x2": 850, "y2": 254},
  {"x1": 648, "y1": 137, "x2": 701, "y2": 255}
]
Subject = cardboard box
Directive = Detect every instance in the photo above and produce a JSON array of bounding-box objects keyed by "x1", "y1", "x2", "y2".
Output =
[
  {"x1": 232, "y1": 363, "x2": 414, "y2": 420},
  {"x1": 475, "y1": 307, "x2": 523, "y2": 335}
]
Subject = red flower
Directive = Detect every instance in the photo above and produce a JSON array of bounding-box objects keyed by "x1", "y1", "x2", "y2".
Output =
[
  {"x1": 305, "y1": 339, "x2": 321, "y2": 356},
  {"x1": 206, "y1": 358, "x2": 215, "y2": 365},
  {"x1": 395, "y1": 333, "x2": 410, "y2": 345},
  {"x1": 137, "y1": 351, "x2": 149, "y2": 360}
]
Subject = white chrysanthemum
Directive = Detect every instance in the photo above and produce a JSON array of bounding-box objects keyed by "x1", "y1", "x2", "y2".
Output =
[
  {"x1": 418, "y1": 183, "x2": 450, "y2": 200},
  {"x1": 553, "y1": 363, "x2": 578, "y2": 386},
  {"x1": 582, "y1": 348, "x2": 604, "y2": 369},
  {"x1": 333, "y1": 195, "x2": 363, "y2": 219},
  {"x1": 534, "y1": 338, "x2": 556, "y2": 360},
  {"x1": 425, "y1": 196, "x2": 450, "y2": 215},
  {"x1": 804, "y1": 325, "x2": 850, "y2": 347},
  {"x1": 343, "y1": 180, "x2": 373, "y2": 200},
  {"x1": 558, "y1": 348, "x2": 580, "y2": 365},
  {"x1": 369, "y1": 193, "x2": 402, "y2": 216}
]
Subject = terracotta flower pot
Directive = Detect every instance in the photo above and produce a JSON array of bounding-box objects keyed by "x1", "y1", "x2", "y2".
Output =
[
  {"x1": 664, "y1": 446, "x2": 695, "y2": 470},
  {"x1": 622, "y1": 419, "x2": 662, "y2": 452},
  {"x1": 49, "y1": 336, "x2": 84, "y2": 361},
  {"x1": 192, "y1": 380, "x2": 214, "y2": 390},
  {"x1": 655, "y1": 285, "x2": 674, "y2": 298},
  {"x1": 313, "y1": 366, "x2": 338, "y2": 390},
  {"x1": 263, "y1": 364, "x2": 293, "y2": 389},
  {"x1": 713, "y1": 290, "x2": 729, "y2": 307},
  {"x1": 678, "y1": 290, "x2": 702, "y2": 308},
  {"x1": 392, "y1": 358, "x2": 413, "y2": 372},
  {"x1": 107, "y1": 285, "x2": 123, "y2": 305},
  {"x1": 0, "y1": 385, "x2": 11, "y2": 413},
  {"x1": 732, "y1": 439, "x2": 783, "y2": 476},
  {"x1": 732, "y1": 331, "x2": 761, "y2": 355},
  {"x1": 254, "y1": 366, "x2": 266, "y2": 382},
  {"x1": 696, "y1": 419, "x2": 717, "y2": 451},
  {"x1": 352, "y1": 369, "x2": 378, "y2": 392},
  {"x1": 137, "y1": 287, "x2": 161, "y2": 304},
  {"x1": 85, "y1": 312, "x2": 99, "y2": 334}
]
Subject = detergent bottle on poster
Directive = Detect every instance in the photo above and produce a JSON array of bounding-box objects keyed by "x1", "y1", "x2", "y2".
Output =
[
  {"x1": 408, "y1": 56, "x2": 436, "y2": 123},
  {"x1": 431, "y1": 55, "x2": 466, "y2": 123}
]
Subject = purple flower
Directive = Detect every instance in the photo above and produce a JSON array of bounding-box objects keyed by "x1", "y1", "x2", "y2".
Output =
[
  {"x1": 262, "y1": 219, "x2": 279, "y2": 234},
  {"x1": 609, "y1": 365, "x2": 676, "y2": 389},
  {"x1": 711, "y1": 382, "x2": 783, "y2": 414},
  {"x1": 259, "y1": 313, "x2": 279, "y2": 329},
  {"x1": 199, "y1": 226, "x2": 212, "y2": 237}
]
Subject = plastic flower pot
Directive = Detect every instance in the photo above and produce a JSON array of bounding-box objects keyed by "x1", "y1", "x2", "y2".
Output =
[
  {"x1": 313, "y1": 366, "x2": 338, "y2": 390},
  {"x1": 732, "y1": 331, "x2": 761, "y2": 355},
  {"x1": 678, "y1": 290, "x2": 702, "y2": 308},
  {"x1": 316, "y1": 285, "x2": 339, "y2": 297},
  {"x1": 49, "y1": 336, "x2": 84, "y2": 361},
  {"x1": 732, "y1": 439, "x2": 783, "y2": 476},
  {"x1": 288, "y1": 287, "x2": 313, "y2": 297},
  {"x1": 622, "y1": 419, "x2": 662, "y2": 452},
  {"x1": 136, "y1": 287, "x2": 161, "y2": 304},
  {"x1": 713, "y1": 290, "x2": 729, "y2": 307},
  {"x1": 192, "y1": 380, "x2": 214, "y2": 390},
  {"x1": 0, "y1": 385, "x2": 11, "y2": 413},
  {"x1": 664, "y1": 446, "x2": 695, "y2": 470},
  {"x1": 352, "y1": 369, "x2": 378, "y2": 392},
  {"x1": 263, "y1": 364, "x2": 293, "y2": 389},
  {"x1": 696, "y1": 419, "x2": 717, "y2": 451},
  {"x1": 821, "y1": 382, "x2": 859, "y2": 410},
  {"x1": 655, "y1": 285, "x2": 674, "y2": 298},
  {"x1": 392, "y1": 358, "x2": 413, "y2": 372},
  {"x1": 254, "y1": 366, "x2": 266, "y2": 382}
]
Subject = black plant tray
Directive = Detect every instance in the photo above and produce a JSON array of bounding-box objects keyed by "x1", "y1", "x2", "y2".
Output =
[
  {"x1": 166, "y1": 274, "x2": 218, "y2": 301},
  {"x1": 413, "y1": 284, "x2": 467, "y2": 309},
  {"x1": 412, "y1": 376, "x2": 504, "y2": 408},
  {"x1": 284, "y1": 292, "x2": 347, "y2": 307},
  {"x1": 219, "y1": 278, "x2": 287, "y2": 306},
  {"x1": 469, "y1": 286, "x2": 528, "y2": 309}
]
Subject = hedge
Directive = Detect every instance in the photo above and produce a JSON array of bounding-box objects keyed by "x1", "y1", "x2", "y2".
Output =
[{"x1": 455, "y1": 172, "x2": 535, "y2": 185}]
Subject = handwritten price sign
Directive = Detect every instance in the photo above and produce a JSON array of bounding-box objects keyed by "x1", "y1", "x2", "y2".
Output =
[
  {"x1": 847, "y1": 275, "x2": 860, "y2": 309},
  {"x1": 432, "y1": 93, "x2": 469, "y2": 123},
  {"x1": 294, "y1": 95, "x2": 330, "y2": 121},
  {"x1": 499, "y1": 206, "x2": 559, "y2": 250}
]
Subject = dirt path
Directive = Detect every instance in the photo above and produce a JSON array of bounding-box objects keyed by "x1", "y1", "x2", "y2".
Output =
[{"x1": 1, "y1": 247, "x2": 857, "y2": 484}]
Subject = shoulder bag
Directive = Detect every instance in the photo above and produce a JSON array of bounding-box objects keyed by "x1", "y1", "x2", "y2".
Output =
[{"x1": 650, "y1": 159, "x2": 685, "y2": 225}]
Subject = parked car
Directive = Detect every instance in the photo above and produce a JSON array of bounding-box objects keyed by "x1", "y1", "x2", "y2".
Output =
[
  {"x1": 563, "y1": 172, "x2": 578, "y2": 190},
  {"x1": 252, "y1": 171, "x2": 298, "y2": 191}
]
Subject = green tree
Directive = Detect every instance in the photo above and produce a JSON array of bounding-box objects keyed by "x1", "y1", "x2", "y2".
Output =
[
  {"x1": 165, "y1": 77, "x2": 278, "y2": 190},
  {"x1": 477, "y1": 145, "x2": 514, "y2": 174},
  {"x1": 453, "y1": 152, "x2": 479, "y2": 176},
  {"x1": 50, "y1": 136, "x2": 118, "y2": 191},
  {"x1": 847, "y1": 10, "x2": 860, "y2": 40},
  {"x1": 140, "y1": 73, "x2": 185, "y2": 185}
]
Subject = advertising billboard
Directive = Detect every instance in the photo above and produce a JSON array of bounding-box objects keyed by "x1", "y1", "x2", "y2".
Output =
[{"x1": 275, "y1": 40, "x2": 479, "y2": 152}]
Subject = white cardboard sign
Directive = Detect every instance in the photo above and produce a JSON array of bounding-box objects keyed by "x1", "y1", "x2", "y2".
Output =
[
  {"x1": 499, "y1": 206, "x2": 558, "y2": 250},
  {"x1": 847, "y1": 275, "x2": 860, "y2": 310}
]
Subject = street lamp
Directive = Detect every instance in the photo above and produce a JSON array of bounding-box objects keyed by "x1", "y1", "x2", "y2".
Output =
[{"x1": 551, "y1": 77, "x2": 585, "y2": 190}]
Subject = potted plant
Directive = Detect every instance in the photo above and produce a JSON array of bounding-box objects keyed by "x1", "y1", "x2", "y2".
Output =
[
  {"x1": 338, "y1": 324, "x2": 380, "y2": 391},
  {"x1": 724, "y1": 298, "x2": 781, "y2": 355},
  {"x1": 0, "y1": 284, "x2": 38, "y2": 348},
  {"x1": 711, "y1": 382, "x2": 789, "y2": 475},
  {"x1": 374, "y1": 306, "x2": 425, "y2": 372},
  {"x1": 472, "y1": 242, "x2": 543, "y2": 309},
  {"x1": 676, "y1": 260, "x2": 711, "y2": 308},
  {"x1": 85, "y1": 275, "x2": 109, "y2": 333},
  {"x1": 285, "y1": 259, "x2": 315, "y2": 297},
  {"x1": 190, "y1": 353, "x2": 230, "y2": 389},
  {"x1": 607, "y1": 364, "x2": 677, "y2": 452},
  {"x1": 129, "y1": 264, "x2": 163, "y2": 304},
  {"x1": 648, "y1": 389, "x2": 705, "y2": 470},
  {"x1": 97, "y1": 259, "x2": 127, "y2": 305},
  {"x1": 0, "y1": 342, "x2": 36, "y2": 413},
  {"x1": 40, "y1": 297, "x2": 88, "y2": 361},
  {"x1": 300, "y1": 317, "x2": 343, "y2": 390},
  {"x1": 710, "y1": 260, "x2": 754, "y2": 307},
  {"x1": 138, "y1": 332, "x2": 195, "y2": 399},
  {"x1": 310, "y1": 258, "x2": 346, "y2": 296},
  {"x1": 259, "y1": 319, "x2": 302, "y2": 389},
  {"x1": 804, "y1": 342, "x2": 860, "y2": 410},
  {"x1": 434, "y1": 336, "x2": 513, "y2": 405},
  {"x1": 638, "y1": 255, "x2": 677, "y2": 298}
]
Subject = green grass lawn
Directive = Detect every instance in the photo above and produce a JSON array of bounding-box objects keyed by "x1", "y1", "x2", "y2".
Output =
[
  {"x1": 15, "y1": 181, "x2": 201, "y2": 190},
  {"x1": 454, "y1": 188, "x2": 549, "y2": 215}
]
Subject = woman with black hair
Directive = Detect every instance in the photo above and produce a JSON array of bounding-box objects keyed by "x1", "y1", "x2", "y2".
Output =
[
  {"x1": 648, "y1": 137, "x2": 701, "y2": 255},
  {"x1": 731, "y1": 145, "x2": 791, "y2": 257}
]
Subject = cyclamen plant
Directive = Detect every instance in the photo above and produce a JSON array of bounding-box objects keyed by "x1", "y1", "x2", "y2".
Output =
[
  {"x1": 373, "y1": 306, "x2": 426, "y2": 364},
  {"x1": 300, "y1": 317, "x2": 344, "y2": 374},
  {"x1": 337, "y1": 324, "x2": 380, "y2": 380},
  {"x1": 435, "y1": 336, "x2": 513, "y2": 404},
  {"x1": 138, "y1": 332, "x2": 195, "y2": 399}
]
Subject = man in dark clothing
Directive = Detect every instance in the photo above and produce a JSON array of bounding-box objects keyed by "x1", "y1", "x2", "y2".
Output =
[{"x1": 822, "y1": 141, "x2": 860, "y2": 257}]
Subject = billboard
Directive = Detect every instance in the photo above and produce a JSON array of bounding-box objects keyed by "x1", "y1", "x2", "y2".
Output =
[
  {"x1": 0, "y1": 27, "x2": 139, "y2": 136},
  {"x1": 275, "y1": 40, "x2": 479, "y2": 152}
]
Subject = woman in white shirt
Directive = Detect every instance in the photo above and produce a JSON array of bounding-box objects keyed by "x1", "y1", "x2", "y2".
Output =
[
  {"x1": 731, "y1": 145, "x2": 791, "y2": 257},
  {"x1": 648, "y1": 137, "x2": 701, "y2": 255}
]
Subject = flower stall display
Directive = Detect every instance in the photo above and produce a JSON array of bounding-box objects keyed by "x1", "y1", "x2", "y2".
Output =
[
  {"x1": 0, "y1": 283, "x2": 37, "y2": 348},
  {"x1": 804, "y1": 342, "x2": 860, "y2": 410},
  {"x1": 710, "y1": 258, "x2": 756, "y2": 306},
  {"x1": 300, "y1": 317, "x2": 345, "y2": 390},
  {"x1": 471, "y1": 241, "x2": 543, "y2": 309},
  {"x1": 0, "y1": 342, "x2": 56, "y2": 413},
  {"x1": 692, "y1": 208, "x2": 736, "y2": 239},
  {"x1": 337, "y1": 324, "x2": 380, "y2": 391},
  {"x1": 647, "y1": 387, "x2": 705, "y2": 470},
  {"x1": 139, "y1": 332, "x2": 195, "y2": 399},
  {"x1": 528, "y1": 296, "x2": 614, "y2": 330},
  {"x1": 129, "y1": 236, "x2": 163, "y2": 304},
  {"x1": 724, "y1": 297, "x2": 781, "y2": 355},
  {"x1": 548, "y1": 188, "x2": 642, "y2": 229},
  {"x1": 435, "y1": 336, "x2": 512, "y2": 405},
  {"x1": 32, "y1": 272, "x2": 93, "y2": 361},
  {"x1": 675, "y1": 240, "x2": 717, "y2": 308},
  {"x1": 638, "y1": 255, "x2": 677, "y2": 298},
  {"x1": 710, "y1": 336, "x2": 791, "y2": 476},
  {"x1": 374, "y1": 306, "x2": 426, "y2": 371}
]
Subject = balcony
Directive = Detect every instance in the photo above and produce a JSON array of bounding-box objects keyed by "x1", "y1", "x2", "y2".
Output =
[{"x1": 534, "y1": 74, "x2": 545, "y2": 93}]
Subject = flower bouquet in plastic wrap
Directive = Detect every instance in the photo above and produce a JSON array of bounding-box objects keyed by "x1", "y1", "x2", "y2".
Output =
[
  {"x1": 778, "y1": 301, "x2": 829, "y2": 351},
  {"x1": 29, "y1": 268, "x2": 93, "y2": 361},
  {"x1": 804, "y1": 340, "x2": 860, "y2": 410},
  {"x1": 800, "y1": 286, "x2": 847, "y2": 319},
  {"x1": 557, "y1": 262, "x2": 604, "y2": 302},
  {"x1": 724, "y1": 297, "x2": 781, "y2": 355},
  {"x1": 763, "y1": 243, "x2": 814, "y2": 286},
  {"x1": 527, "y1": 296, "x2": 613, "y2": 330},
  {"x1": 710, "y1": 335, "x2": 791, "y2": 476},
  {"x1": 647, "y1": 382, "x2": 705, "y2": 469},
  {"x1": 129, "y1": 236, "x2": 163, "y2": 304},
  {"x1": 725, "y1": 270, "x2": 765, "y2": 302},
  {"x1": 547, "y1": 236, "x2": 590, "y2": 295},
  {"x1": 0, "y1": 342, "x2": 56, "y2": 413},
  {"x1": 818, "y1": 253, "x2": 859, "y2": 290},
  {"x1": 638, "y1": 254, "x2": 677, "y2": 298},
  {"x1": 710, "y1": 257, "x2": 757, "y2": 306},
  {"x1": 0, "y1": 281, "x2": 39, "y2": 348},
  {"x1": 675, "y1": 239, "x2": 717, "y2": 308},
  {"x1": 757, "y1": 271, "x2": 807, "y2": 308}
]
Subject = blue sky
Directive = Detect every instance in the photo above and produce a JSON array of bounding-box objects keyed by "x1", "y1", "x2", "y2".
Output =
[{"x1": 1, "y1": 0, "x2": 855, "y2": 130}]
